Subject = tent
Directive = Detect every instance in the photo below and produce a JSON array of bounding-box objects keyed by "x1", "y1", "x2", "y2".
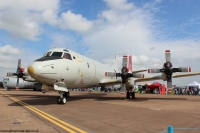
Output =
[{"x1": 187, "y1": 81, "x2": 200, "y2": 89}]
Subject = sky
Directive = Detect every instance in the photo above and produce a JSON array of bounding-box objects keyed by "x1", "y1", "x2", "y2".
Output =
[{"x1": 0, "y1": 0, "x2": 200, "y2": 86}]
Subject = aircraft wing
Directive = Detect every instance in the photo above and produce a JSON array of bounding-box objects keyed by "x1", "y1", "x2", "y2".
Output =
[
  {"x1": 134, "y1": 75, "x2": 162, "y2": 82},
  {"x1": 132, "y1": 69, "x2": 147, "y2": 74},
  {"x1": 172, "y1": 72, "x2": 200, "y2": 78},
  {"x1": 99, "y1": 78, "x2": 122, "y2": 87}
]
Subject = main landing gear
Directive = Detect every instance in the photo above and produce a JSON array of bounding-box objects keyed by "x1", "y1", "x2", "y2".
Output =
[
  {"x1": 57, "y1": 91, "x2": 70, "y2": 104},
  {"x1": 126, "y1": 88, "x2": 135, "y2": 99}
]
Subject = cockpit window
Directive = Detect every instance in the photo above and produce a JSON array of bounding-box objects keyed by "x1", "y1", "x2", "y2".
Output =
[
  {"x1": 44, "y1": 51, "x2": 52, "y2": 57},
  {"x1": 51, "y1": 52, "x2": 63, "y2": 57},
  {"x1": 63, "y1": 53, "x2": 72, "y2": 60}
]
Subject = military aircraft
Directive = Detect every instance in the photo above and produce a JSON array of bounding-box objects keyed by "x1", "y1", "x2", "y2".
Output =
[
  {"x1": 2, "y1": 77, "x2": 42, "y2": 91},
  {"x1": 145, "y1": 50, "x2": 200, "y2": 89},
  {"x1": 19, "y1": 47, "x2": 150, "y2": 104},
  {"x1": 8, "y1": 48, "x2": 200, "y2": 104}
]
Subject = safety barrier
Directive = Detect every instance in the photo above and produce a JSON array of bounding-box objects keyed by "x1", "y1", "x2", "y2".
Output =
[{"x1": 161, "y1": 125, "x2": 200, "y2": 133}]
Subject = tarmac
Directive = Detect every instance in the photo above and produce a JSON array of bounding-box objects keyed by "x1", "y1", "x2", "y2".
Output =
[{"x1": 1, "y1": 88, "x2": 200, "y2": 133}]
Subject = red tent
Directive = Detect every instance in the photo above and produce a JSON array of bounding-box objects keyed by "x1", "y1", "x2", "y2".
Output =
[{"x1": 147, "y1": 82, "x2": 166, "y2": 94}]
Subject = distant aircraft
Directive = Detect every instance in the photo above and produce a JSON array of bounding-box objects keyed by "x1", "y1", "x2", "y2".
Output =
[
  {"x1": 2, "y1": 77, "x2": 42, "y2": 91},
  {"x1": 146, "y1": 50, "x2": 200, "y2": 89}
]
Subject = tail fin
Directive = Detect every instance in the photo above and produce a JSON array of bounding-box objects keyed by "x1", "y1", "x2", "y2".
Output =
[
  {"x1": 114, "y1": 50, "x2": 119, "y2": 72},
  {"x1": 128, "y1": 55, "x2": 132, "y2": 72}
]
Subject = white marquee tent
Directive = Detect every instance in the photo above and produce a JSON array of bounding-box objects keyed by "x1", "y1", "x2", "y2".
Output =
[{"x1": 187, "y1": 81, "x2": 200, "y2": 89}]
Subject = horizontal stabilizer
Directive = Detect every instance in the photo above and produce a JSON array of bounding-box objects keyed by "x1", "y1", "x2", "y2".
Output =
[
  {"x1": 132, "y1": 73, "x2": 144, "y2": 78},
  {"x1": 147, "y1": 69, "x2": 160, "y2": 73}
]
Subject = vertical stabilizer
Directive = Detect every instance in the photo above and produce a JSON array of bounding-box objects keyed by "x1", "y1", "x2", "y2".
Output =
[{"x1": 128, "y1": 55, "x2": 132, "y2": 72}]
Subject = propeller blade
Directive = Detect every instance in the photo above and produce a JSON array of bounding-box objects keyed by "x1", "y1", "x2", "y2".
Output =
[
  {"x1": 16, "y1": 78, "x2": 19, "y2": 89},
  {"x1": 7, "y1": 72, "x2": 15, "y2": 77},
  {"x1": 17, "y1": 59, "x2": 21, "y2": 69},
  {"x1": 147, "y1": 69, "x2": 161, "y2": 73},
  {"x1": 122, "y1": 56, "x2": 128, "y2": 67},
  {"x1": 120, "y1": 84, "x2": 126, "y2": 92},
  {"x1": 105, "y1": 72, "x2": 116, "y2": 77},
  {"x1": 172, "y1": 67, "x2": 191, "y2": 72},
  {"x1": 132, "y1": 73, "x2": 144, "y2": 78},
  {"x1": 165, "y1": 50, "x2": 171, "y2": 62}
]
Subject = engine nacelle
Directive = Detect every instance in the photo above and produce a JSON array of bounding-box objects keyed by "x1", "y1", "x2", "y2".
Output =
[
  {"x1": 161, "y1": 73, "x2": 167, "y2": 81},
  {"x1": 126, "y1": 77, "x2": 135, "y2": 87}
]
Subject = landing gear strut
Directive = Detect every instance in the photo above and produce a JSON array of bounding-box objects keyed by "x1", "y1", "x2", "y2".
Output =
[
  {"x1": 131, "y1": 92, "x2": 135, "y2": 99},
  {"x1": 126, "y1": 91, "x2": 130, "y2": 99},
  {"x1": 57, "y1": 91, "x2": 70, "y2": 104}
]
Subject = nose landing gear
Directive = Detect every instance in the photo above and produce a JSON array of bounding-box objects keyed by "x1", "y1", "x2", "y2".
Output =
[{"x1": 57, "y1": 91, "x2": 70, "y2": 104}]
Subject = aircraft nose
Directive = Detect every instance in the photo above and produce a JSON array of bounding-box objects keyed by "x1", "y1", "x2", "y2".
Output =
[{"x1": 28, "y1": 66, "x2": 34, "y2": 75}]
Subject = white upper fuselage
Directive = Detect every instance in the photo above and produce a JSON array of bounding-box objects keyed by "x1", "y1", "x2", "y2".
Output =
[{"x1": 28, "y1": 48, "x2": 119, "y2": 88}]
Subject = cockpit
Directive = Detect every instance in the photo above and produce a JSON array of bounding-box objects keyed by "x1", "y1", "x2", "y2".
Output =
[{"x1": 35, "y1": 49, "x2": 73, "y2": 61}]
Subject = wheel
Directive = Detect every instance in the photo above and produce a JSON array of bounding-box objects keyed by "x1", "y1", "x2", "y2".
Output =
[
  {"x1": 131, "y1": 92, "x2": 135, "y2": 99},
  {"x1": 61, "y1": 97, "x2": 67, "y2": 104},
  {"x1": 64, "y1": 92, "x2": 70, "y2": 98},
  {"x1": 57, "y1": 97, "x2": 61, "y2": 104},
  {"x1": 126, "y1": 91, "x2": 130, "y2": 99}
]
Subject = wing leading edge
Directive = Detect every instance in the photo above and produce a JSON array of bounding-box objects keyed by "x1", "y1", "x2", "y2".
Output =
[{"x1": 172, "y1": 72, "x2": 200, "y2": 78}]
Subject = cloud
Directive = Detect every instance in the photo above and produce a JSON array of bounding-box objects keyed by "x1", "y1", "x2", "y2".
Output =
[
  {"x1": 103, "y1": 0, "x2": 134, "y2": 11},
  {"x1": 81, "y1": 0, "x2": 200, "y2": 78},
  {"x1": 0, "y1": 0, "x2": 94, "y2": 40},
  {"x1": 0, "y1": 45, "x2": 25, "y2": 55},
  {"x1": 59, "y1": 10, "x2": 93, "y2": 33},
  {"x1": 0, "y1": 0, "x2": 59, "y2": 40}
]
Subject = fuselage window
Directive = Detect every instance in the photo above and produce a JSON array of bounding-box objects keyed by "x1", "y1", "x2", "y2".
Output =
[
  {"x1": 73, "y1": 56, "x2": 76, "y2": 59},
  {"x1": 63, "y1": 53, "x2": 72, "y2": 60},
  {"x1": 51, "y1": 52, "x2": 63, "y2": 57},
  {"x1": 87, "y1": 62, "x2": 89, "y2": 68}
]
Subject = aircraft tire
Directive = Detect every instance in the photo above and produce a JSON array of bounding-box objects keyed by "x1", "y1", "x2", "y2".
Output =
[
  {"x1": 126, "y1": 91, "x2": 130, "y2": 99},
  {"x1": 57, "y1": 97, "x2": 61, "y2": 104},
  {"x1": 131, "y1": 92, "x2": 135, "y2": 99},
  {"x1": 61, "y1": 97, "x2": 67, "y2": 104}
]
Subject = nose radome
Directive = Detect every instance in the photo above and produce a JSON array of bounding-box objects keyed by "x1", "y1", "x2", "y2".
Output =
[{"x1": 28, "y1": 66, "x2": 34, "y2": 75}]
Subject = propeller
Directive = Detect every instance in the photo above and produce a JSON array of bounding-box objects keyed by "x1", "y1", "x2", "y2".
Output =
[
  {"x1": 7, "y1": 59, "x2": 28, "y2": 89},
  {"x1": 105, "y1": 56, "x2": 146, "y2": 93},
  {"x1": 148, "y1": 50, "x2": 191, "y2": 89}
]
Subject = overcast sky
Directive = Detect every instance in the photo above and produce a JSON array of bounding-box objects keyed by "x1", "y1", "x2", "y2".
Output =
[{"x1": 0, "y1": 0, "x2": 200, "y2": 86}]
